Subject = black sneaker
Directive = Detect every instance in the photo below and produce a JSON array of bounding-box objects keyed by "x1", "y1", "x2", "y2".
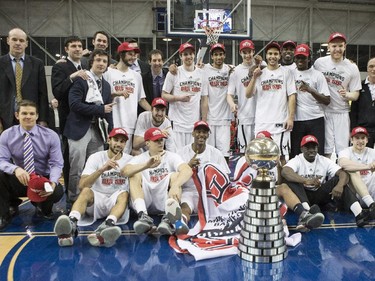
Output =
[
  {"x1": 133, "y1": 212, "x2": 155, "y2": 235},
  {"x1": 356, "y1": 209, "x2": 370, "y2": 227},
  {"x1": 309, "y1": 204, "x2": 321, "y2": 214},
  {"x1": 296, "y1": 211, "x2": 325, "y2": 232},
  {"x1": 368, "y1": 203, "x2": 375, "y2": 220}
]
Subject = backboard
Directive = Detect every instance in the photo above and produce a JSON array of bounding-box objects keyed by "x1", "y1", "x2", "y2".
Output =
[{"x1": 166, "y1": 0, "x2": 252, "y2": 40}]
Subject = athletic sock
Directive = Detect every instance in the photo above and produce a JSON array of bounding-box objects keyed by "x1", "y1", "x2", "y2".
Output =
[
  {"x1": 69, "y1": 210, "x2": 81, "y2": 222},
  {"x1": 302, "y1": 202, "x2": 310, "y2": 211},
  {"x1": 350, "y1": 201, "x2": 363, "y2": 217},
  {"x1": 133, "y1": 198, "x2": 147, "y2": 215},
  {"x1": 293, "y1": 203, "x2": 306, "y2": 217},
  {"x1": 362, "y1": 195, "x2": 374, "y2": 207},
  {"x1": 106, "y1": 215, "x2": 117, "y2": 226}
]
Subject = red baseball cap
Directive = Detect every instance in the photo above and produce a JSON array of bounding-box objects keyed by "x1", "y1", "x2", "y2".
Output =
[
  {"x1": 144, "y1": 128, "x2": 166, "y2": 141},
  {"x1": 265, "y1": 41, "x2": 281, "y2": 53},
  {"x1": 179, "y1": 42, "x2": 195, "y2": 54},
  {"x1": 193, "y1": 120, "x2": 210, "y2": 131},
  {"x1": 210, "y1": 43, "x2": 225, "y2": 53},
  {"x1": 294, "y1": 44, "x2": 310, "y2": 57},
  {"x1": 282, "y1": 40, "x2": 296, "y2": 49},
  {"x1": 256, "y1": 131, "x2": 272, "y2": 140},
  {"x1": 351, "y1": 127, "x2": 369, "y2": 137},
  {"x1": 328, "y1": 32, "x2": 347, "y2": 43},
  {"x1": 108, "y1": 128, "x2": 129, "y2": 140},
  {"x1": 300, "y1": 135, "x2": 319, "y2": 147},
  {"x1": 151, "y1": 97, "x2": 168, "y2": 108},
  {"x1": 239, "y1": 40, "x2": 255, "y2": 51},
  {"x1": 27, "y1": 174, "x2": 50, "y2": 202},
  {"x1": 117, "y1": 42, "x2": 140, "y2": 53}
]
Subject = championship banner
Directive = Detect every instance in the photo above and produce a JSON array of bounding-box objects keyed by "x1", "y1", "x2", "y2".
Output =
[{"x1": 169, "y1": 163, "x2": 251, "y2": 261}]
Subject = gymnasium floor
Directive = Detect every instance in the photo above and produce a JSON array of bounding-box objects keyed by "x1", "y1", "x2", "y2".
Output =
[{"x1": 1, "y1": 156, "x2": 375, "y2": 281}]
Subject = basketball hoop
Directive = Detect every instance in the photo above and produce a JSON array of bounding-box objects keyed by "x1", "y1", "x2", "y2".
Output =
[{"x1": 199, "y1": 19, "x2": 223, "y2": 46}]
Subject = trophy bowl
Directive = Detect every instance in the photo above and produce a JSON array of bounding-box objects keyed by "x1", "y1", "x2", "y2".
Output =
[{"x1": 245, "y1": 138, "x2": 280, "y2": 171}]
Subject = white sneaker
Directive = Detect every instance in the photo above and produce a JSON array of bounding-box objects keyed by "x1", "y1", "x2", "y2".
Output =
[
  {"x1": 157, "y1": 215, "x2": 175, "y2": 235},
  {"x1": 87, "y1": 222, "x2": 122, "y2": 247},
  {"x1": 165, "y1": 198, "x2": 189, "y2": 235},
  {"x1": 54, "y1": 215, "x2": 77, "y2": 247}
]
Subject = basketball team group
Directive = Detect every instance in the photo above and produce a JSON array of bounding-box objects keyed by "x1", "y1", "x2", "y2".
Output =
[{"x1": 0, "y1": 26, "x2": 375, "y2": 248}]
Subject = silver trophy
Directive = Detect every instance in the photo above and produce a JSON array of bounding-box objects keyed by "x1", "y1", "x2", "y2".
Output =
[{"x1": 238, "y1": 138, "x2": 288, "y2": 263}]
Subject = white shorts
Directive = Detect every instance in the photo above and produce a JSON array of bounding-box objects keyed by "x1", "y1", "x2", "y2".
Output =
[
  {"x1": 324, "y1": 112, "x2": 350, "y2": 155},
  {"x1": 173, "y1": 131, "x2": 192, "y2": 151},
  {"x1": 207, "y1": 124, "x2": 231, "y2": 157},
  {"x1": 237, "y1": 124, "x2": 255, "y2": 153},
  {"x1": 78, "y1": 189, "x2": 129, "y2": 226},
  {"x1": 181, "y1": 186, "x2": 199, "y2": 214},
  {"x1": 272, "y1": 131, "x2": 290, "y2": 157},
  {"x1": 140, "y1": 173, "x2": 172, "y2": 214}
]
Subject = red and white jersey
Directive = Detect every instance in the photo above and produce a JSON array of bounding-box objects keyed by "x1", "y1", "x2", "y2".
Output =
[
  {"x1": 82, "y1": 151, "x2": 133, "y2": 196},
  {"x1": 134, "y1": 111, "x2": 176, "y2": 152},
  {"x1": 285, "y1": 154, "x2": 340, "y2": 187},
  {"x1": 128, "y1": 151, "x2": 184, "y2": 212},
  {"x1": 253, "y1": 66, "x2": 296, "y2": 133},
  {"x1": 313, "y1": 56, "x2": 361, "y2": 113},
  {"x1": 293, "y1": 67, "x2": 330, "y2": 121},
  {"x1": 204, "y1": 64, "x2": 232, "y2": 125},
  {"x1": 178, "y1": 144, "x2": 230, "y2": 190},
  {"x1": 162, "y1": 66, "x2": 208, "y2": 132},
  {"x1": 227, "y1": 63, "x2": 256, "y2": 125},
  {"x1": 103, "y1": 68, "x2": 146, "y2": 133},
  {"x1": 338, "y1": 147, "x2": 375, "y2": 185}
]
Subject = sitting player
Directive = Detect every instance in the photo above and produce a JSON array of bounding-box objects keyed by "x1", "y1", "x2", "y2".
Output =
[
  {"x1": 122, "y1": 127, "x2": 192, "y2": 235},
  {"x1": 54, "y1": 128, "x2": 133, "y2": 247},
  {"x1": 338, "y1": 127, "x2": 375, "y2": 213},
  {"x1": 282, "y1": 134, "x2": 374, "y2": 227},
  {"x1": 178, "y1": 121, "x2": 230, "y2": 224}
]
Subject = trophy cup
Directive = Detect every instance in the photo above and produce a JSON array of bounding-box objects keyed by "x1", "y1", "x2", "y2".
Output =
[{"x1": 238, "y1": 138, "x2": 288, "y2": 263}]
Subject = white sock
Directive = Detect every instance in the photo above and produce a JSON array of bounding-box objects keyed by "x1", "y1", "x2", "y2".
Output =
[
  {"x1": 69, "y1": 210, "x2": 81, "y2": 221},
  {"x1": 302, "y1": 202, "x2": 310, "y2": 210},
  {"x1": 106, "y1": 215, "x2": 117, "y2": 224},
  {"x1": 350, "y1": 201, "x2": 363, "y2": 217},
  {"x1": 133, "y1": 198, "x2": 147, "y2": 214},
  {"x1": 362, "y1": 195, "x2": 374, "y2": 207}
]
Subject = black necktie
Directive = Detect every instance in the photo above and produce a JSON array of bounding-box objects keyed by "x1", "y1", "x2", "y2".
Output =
[
  {"x1": 96, "y1": 79, "x2": 102, "y2": 93},
  {"x1": 154, "y1": 76, "x2": 161, "y2": 98},
  {"x1": 77, "y1": 65, "x2": 82, "y2": 70}
]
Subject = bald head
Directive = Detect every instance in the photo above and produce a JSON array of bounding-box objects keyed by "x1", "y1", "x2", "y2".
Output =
[{"x1": 7, "y1": 28, "x2": 28, "y2": 58}]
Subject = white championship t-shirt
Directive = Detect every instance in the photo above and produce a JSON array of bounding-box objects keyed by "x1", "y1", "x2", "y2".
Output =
[
  {"x1": 293, "y1": 67, "x2": 330, "y2": 121},
  {"x1": 103, "y1": 67, "x2": 146, "y2": 133},
  {"x1": 313, "y1": 56, "x2": 361, "y2": 113},
  {"x1": 162, "y1": 66, "x2": 208, "y2": 132},
  {"x1": 82, "y1": 150, "x2": 133, "y2": 195}
]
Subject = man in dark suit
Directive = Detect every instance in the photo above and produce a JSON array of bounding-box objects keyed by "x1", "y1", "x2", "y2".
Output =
[
  {"x1": 140, "y1": 49, "x2": 168, "y2": 115},
  {"x1": 51, "y1": 36, "x2": 88, "y2": 199},
  {"x1": 350, "y1": 57, "x2": 375, "y2": 148},
  {"x1": 63, "y1": 49, "x2": 115, "y2": 203},
  {"x1": 126, "y1": 38, "x2": 150, "y2": 75},
  {"x1": 0, "y1": 28, "x2": 49, "y2": 133}
]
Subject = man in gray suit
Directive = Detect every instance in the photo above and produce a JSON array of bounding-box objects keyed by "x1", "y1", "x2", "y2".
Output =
[{"x1": 0, "y1": 28, "x2": 48, "y2": 133}]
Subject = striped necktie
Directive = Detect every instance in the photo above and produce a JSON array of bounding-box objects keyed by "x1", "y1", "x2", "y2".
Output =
[
  {"x1": 15, "y1": 58, "x2": 23, "y2": 103},
  {"x1": 23, "y1": 132, "x2": 35, "y2": 174}
]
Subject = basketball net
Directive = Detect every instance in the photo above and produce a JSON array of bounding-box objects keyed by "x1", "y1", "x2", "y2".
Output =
[{"x1": 200, "y1": 20, "x2": 223, "y2": 46}]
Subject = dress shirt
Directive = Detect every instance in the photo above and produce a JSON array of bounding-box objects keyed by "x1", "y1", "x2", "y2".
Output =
[
  {"x1": 0, "y1": 125, "x2": 63, "y2": 183},
  {"x1": 9, "y1": 54, "x2": 25, "y2": 72}
]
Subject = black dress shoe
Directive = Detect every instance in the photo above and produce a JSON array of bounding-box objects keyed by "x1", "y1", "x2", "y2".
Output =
[
  {"x1": 35, "y1": 207, "x2": 55, "y2": 220},
  {"x1": 9, "y1": 205, "x2": 19, "y2": 217},
  {"x1": 0, "y1": 214, "x2": 11, "y2": 231}
]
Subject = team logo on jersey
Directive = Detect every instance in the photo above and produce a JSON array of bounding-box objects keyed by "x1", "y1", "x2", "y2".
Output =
[{"x1": 322, "y1": 71, "x2": 344, "y2": 87}]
